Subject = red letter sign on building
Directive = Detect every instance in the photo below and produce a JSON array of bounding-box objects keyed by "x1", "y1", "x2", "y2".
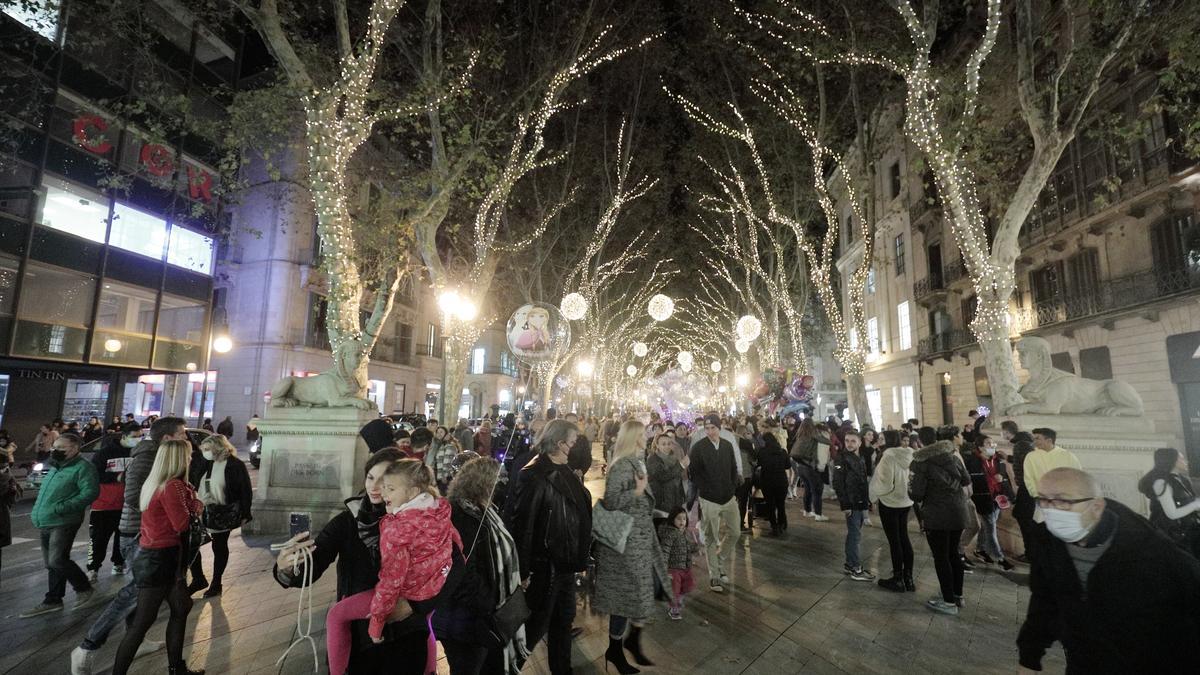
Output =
[
  {"x1": 186, "y1": 164, "x2": 213, "y2": 203},
  {"x1": 139, "y1": 143, "x2": 174, "y2": 177},
  {"x1": 72, "y1": 115, "x2": 112, "y2": 154}
]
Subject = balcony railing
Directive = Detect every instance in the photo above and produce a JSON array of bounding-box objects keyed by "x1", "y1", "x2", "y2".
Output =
[
  {"x1": 944, "y1": 259, "x2": 968, "y2": 285},
  {"x1": 917, "y1": 329, "x2": 976, "y2": 358},
  {"x1": 415, "y1": 343, "x2": 443, "y2": 358},
  {"x1": 914, "y1": 272, "x2": 946, "y2": 304},
  {"x1": 1014, "y1": 266, "x2": 1200, "y2": 331}
]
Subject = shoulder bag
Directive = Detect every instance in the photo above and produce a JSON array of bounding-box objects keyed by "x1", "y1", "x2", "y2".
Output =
[
  {"x1": 591, "y1": 499, "x2": 634, "y2": 554},
  {"x1": 199, "y1": 464, "x2": 242, "y2": 531}
]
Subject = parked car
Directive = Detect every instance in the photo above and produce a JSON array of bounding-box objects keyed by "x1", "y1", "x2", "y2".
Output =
[{"x1": 23, "y1": 428, "x2": 212, "y2": 489}]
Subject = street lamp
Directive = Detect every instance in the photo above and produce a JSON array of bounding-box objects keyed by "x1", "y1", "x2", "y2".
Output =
[
  {"x1": 735, "y1": 372, "x2": 749, "y2": 388},
  {"x1": 437, "y1": 290, "x2": 478, "y2": 423},
  {"x1": 212, "y1": 335, "x2": 233, "y2": 354},
  {"x1": 575, "y1": 359, "x2": 596, "y2": 415}
]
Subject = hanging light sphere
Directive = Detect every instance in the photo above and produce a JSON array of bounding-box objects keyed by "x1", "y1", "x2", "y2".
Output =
[
  {"x1": 560, "y1": 292, "x2": 587, "y2": 321},
  {"x1": 735, "y1": 338, "x2": 750, "y2": 354},
  {"x1": 647, "y1": 294, "x2": 675, "y2": 321},
  {"x1": 711, "y1": 360, "x2": 722, "y2": 373},
  {"x1": 736, "y1": 315, "x2": 762, "y2": 342},
  {"x1": 677, "y1": 350, "x2": 693, "y2": 368},
  {"x1": 633, "y1": 342, "x2": 648, "y2": 357},
  {"x1": 680, "y1": 361, "x2": 692, "y2": 372},
  {"x1": 626, "y1": 365, "x2": 637, "y2": 377}
]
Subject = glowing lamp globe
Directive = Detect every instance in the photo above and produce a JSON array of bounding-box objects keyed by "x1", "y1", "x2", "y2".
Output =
[
  {"x1": 647, "y1": 294, "x2": 674, "y2": 321},
  {"x1": 626, "y1": 365, "x2": 637, "y2": 377},
  {"x1": 680, "y1": 362, "x2": 692, "y2": 372},
  {"x1": 560, "y1": 292, "x2": 587, "y2": 321},
  {"x1": 736, "y1": 315, "x2": 762, "y2": 342},
  {"x1": 633, "y1": 342, "x2": 648, "y2": 357},
  {"x1": 735, "y1": 338, "x2": 750, "y2": 354},
  {"x1": 710, "y1": 360, "x2": 722, "y2": 373},
  {"x1": 212, "y1": 335, "x2": 233, "y2": 354},
  {"x1": 676, "y1": 350, "x2": 693, "y2": 368},
  {"x1": 103, "y1": 338, "x2": 122, "y2": 352}
]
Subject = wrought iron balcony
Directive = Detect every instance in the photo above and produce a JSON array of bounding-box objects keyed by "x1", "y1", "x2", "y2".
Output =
[
  {"x1": 914, "y1": 272, "x2": 947, "y2": 306},
  {"x1": 944, "y1": 259, "x2": 968, "y2": 285},
  {"x1": 917, "y1": 329, "x2": 976, "y2": 359},
  {"x1": 1013, "y1": 265, "x2": 1200, "y2": 331}
]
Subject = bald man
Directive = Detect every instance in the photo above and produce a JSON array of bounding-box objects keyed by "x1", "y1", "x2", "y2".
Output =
[{"x1": 1017, "y1": 467, "x2": 1200, "y2": 673}]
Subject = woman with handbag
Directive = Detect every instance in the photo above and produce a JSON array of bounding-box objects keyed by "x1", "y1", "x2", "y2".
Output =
[
  {"x1": 188, "y1": 435, "x2": 252, "y2": 597},
  {"x1": 111, "y1": 440, "x2": 205, "y2": 675},
  {"x1": 1138, "y1": 447, "x2": 1200, "y2": 558},
  {"x1": 435, "y1": 456, "x2": 529, "y2": 675},
  {"x1": 594, "y1": 420, "x2": 670, "y2": 674},
  {"x1": 510, "y1": 419, "x2": 592, "y2": 675}
]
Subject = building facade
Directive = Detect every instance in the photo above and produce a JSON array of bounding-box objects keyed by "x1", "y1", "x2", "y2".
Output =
[{"x1": 835, "y1": 75, "x2": 1200, "y2": 466}]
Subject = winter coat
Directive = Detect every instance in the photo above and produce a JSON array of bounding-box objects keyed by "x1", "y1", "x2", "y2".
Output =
[
  {"x1": 30, "y1": 454, "x2": 99, "y2": 529},
  {"x1": 1009, "y1": 431, "x2": 1034, "y2": 487},
  {"x1": 510, "y1": 454, "x2": 592, "y2": 576},
  {"x1": 139, "y1": 478, "x2": 203, "y2": 549},
  {"x1": 368, "y1": 495, "x2": 463, "y2": 639},
  {"x1": 216, "y1": 417, "x2": 234, "y2": 438},
  {"x1": 962, "y1": 451, "x2": 995, "y2": 516},
  {"x1": 593, "y1": 456, "x2": 671, "y2": 618},
  {"x1": 1018, "y1": 500, "x2": 1200, "y2": 673},
  {"x1": 119, "y1": 438, "x2": 158, "y2": 536},
  {"x1": 832, "y1": 450, "x2": 871, "y2": 511},
  {"x1": 909, "y1": 440, "x2": 972, "y2": 530},
  {"x1": 869, "y1": 447, "x2": 914, "y2": 508},
  {"x1": 658, "y1": 522, "x2": 698, "y2": 570},
  {"x1": 432, "y1": 500, "x2": 504, "y2": 638},
  {"x1": 89, "y1": 434, "x2": 129, "y2": 512},
  {"x1": 689, "y1": 436, "x2": 740, "y2": 504},
  {"x1": 755, "y1": 435, "x2": 791, "y2": 493},
  {"x1": 567, "y1": 435, "x2": 592, "y2": 474},
  {"x1": 197, "y1": 455, "x2": 254, "y2": 525},
  {"x1": 645, "y1": 450, "x2": 686, "y2": 516}
]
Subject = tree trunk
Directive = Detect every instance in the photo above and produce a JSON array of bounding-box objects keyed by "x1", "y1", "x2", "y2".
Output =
[
  {"x1": 846, "y1": 371, "x2": 871, "y2": 428},
  {"x1": 972, "y1": 290, "x2": 1023, "y2": 413},
  {"x1": 441, "y1": 339, "x2": 468, "y2": 422}
]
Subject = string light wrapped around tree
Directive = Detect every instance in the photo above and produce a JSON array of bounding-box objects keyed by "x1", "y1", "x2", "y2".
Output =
[
  {"x1": 626, "y1": 365, "x2": 637, "y2": 377},
  {"x1": 711, "y1": 360, "x2": 722, "y2": 373},
  {"x1": 735, "y1": 338, "x2": 750, "y2": 354},
  {"x1": 633, "y1": 342, "x2": 648, "y2": 357},
  {"x1": 736, "y1": 315, "x2": 762, "y2": 342},
  {"x1": 560, "y1": 292, "x2": 587, "y2": 321},
  {"x1": 647, "y1": 293, "x2": 675, "y2": 321}
]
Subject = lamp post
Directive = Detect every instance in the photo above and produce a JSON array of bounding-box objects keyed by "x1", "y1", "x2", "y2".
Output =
[{"x1": 437, "y1": 290, "x2": 477, "y2": 424}]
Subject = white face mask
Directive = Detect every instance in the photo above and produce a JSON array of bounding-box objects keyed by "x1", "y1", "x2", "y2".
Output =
[
  {"x1": 984, "y1": 447, "x2": 996, "y2": 457},
  {"x1": 201, "y1": 450, "x2": 214, "y2": 461},
  {"x1": 1042, "y1": 507, "x2": 1090, "y2": 543},
  {"x1": 121, "y1": 436, "x2": 140, "y2": 448}
]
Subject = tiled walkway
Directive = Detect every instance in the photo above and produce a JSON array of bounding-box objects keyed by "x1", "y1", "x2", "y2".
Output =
[{"x1": 0, "y1": 461, "x2": 1065, "y2": 674}]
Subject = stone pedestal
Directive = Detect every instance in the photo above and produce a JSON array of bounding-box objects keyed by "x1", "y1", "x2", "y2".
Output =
[
  {"x1": 998, "y1": 414, "x2": 1183, "y2": 516},
  {"x1": 244, "y1": 406, "x2": 377, "y2": 536}
]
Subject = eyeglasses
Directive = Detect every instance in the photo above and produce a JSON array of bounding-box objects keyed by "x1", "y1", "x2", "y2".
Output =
[{"x1": 1036, "y1": 496, "x2": 1094, "y2": 510}]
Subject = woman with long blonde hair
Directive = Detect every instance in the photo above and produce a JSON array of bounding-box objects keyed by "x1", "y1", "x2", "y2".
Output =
[
  {"x1": 594, "y1": 419, "x2": 669, "y2": 672},
  {"x1": 115, "y1": 439, "x2": 204, "y2": 675},
  {"x1": 188, "y1": 434, "x2": 253, "y2": 598}
]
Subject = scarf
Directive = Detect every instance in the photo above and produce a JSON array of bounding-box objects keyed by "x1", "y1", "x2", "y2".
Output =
[
  {"x1": 352, "y1": 495, "x2": 386, "y2": 566},
  {"x1": 199, "y1": 459, "x2": 227, "y2": 505},
  {"x1": 459, "y1": 499, "x2": 530, "y2": 675}
]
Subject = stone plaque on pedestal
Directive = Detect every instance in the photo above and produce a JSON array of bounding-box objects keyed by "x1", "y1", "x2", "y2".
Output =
[{"x1": 244, "y1": 406, "x2": 378, "y2": 535}]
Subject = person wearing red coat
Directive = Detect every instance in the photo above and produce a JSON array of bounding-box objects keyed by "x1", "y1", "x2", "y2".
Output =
[{"x1": 87, "y1": 428, "x2": 137, "y2": 579}]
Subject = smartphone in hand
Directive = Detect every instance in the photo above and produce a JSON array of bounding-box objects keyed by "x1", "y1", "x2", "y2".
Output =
[{"x1": 289, "y1": 512, "x2": 311, "y2": 539}]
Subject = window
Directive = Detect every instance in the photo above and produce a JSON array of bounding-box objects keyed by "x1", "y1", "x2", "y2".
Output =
[
  {"x1": 392, "y1": 383, "x2": 406, "y2": 413},
  {"x1": 866, "y1": 266, "x2": 876, "y2": 294},
  {"x1": 110, "y1": 203, "x2": 167, "y2": 260},
  {"x1": 867, "y1": 317, "x2": 880, "y2": 355},
  {"x1": 153, "y1": 294, "x2": 207, "y2": 371},
  {"x1": 367, "y1": 380, "x2": 385, "y2": 413},
  {"x1": 185, "y1": 371, "x2": 216, "y2": 420},
  {"x1": 865, "y1": 388, "x2": 883, "y2": 429},
  {"x1": 889, "y1": 161, "x2": 902, "y2": 199},
  {"x1": 848, "y1": 327, "x2": 858, "y2": 350},
  {"x1": 1079, "y1": 346, "x2": 1113, "y2": 380},
  {"x1": 62, "y1": 378, "x2": 109, "y2": 424},
  {"x1": 3, "y1": 0, "x2": 59, "y2": 42},
  {"x1": 0, "y1": 254, "x2": 17, "y2": 342},
  {"x1": 12, "y1": 262, "x2": 95, "y2": 361},
  {"x1": 892, "y1": 386, "x2": 900, "y2": 413},
  {"x1": 305, "y1": 295, "x2": 330, "y2": 351},
  {"x1": 962, "y1": 295, "x2": 979, "y2": 330},
  {"x1": 167, "y1": 226, "x2": 213, "y2": 274},
  {"x1": 1065, "y1": 249, "x2": 1100, "y2": 317},
  {"x1": 394, "y1": 322, "x2": 413, "y2": 361},
  {"x1": 974, "y1": 366, "x2": 992, "y2": 397},
  {"x1": 91, "y1": 281, "x2": 157, "y2": 367},
  {"x1": 36, "y1": 178, "x2": 109, "y2": 244},
  {"x1": 900, "y1": 385, "x2": 916, "y2": 421},
  {"x1": 1151, "y1": 212, "x2": 1197, "y2": 275},
  {"x1": 897, "y1": 301, "x2": 912, "y2": 350},
  {"x1": 894, "y1": 234, "x2": 905, "y2": 275},
  {"x1": 471, "y1": 347, "x2": 485, "y2": 374}
]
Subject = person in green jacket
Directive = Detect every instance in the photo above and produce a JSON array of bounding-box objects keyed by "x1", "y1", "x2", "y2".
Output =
[{"x1": 22, "y1": 432, "x2": 99, "y2": 617}]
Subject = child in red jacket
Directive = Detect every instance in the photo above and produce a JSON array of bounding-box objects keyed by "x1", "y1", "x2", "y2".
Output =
[{"x1": 325, "y1": 459, "x2": 462, "y2": 675}]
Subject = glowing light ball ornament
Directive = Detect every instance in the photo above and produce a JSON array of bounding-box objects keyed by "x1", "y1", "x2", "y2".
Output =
[
  {"x1": 633, "y1": 342, "x2": 648, "y2": 357},
  {"x1": 647, "y1": 294, "x2": 675, "y2": 321},
  {"x1": 735, "y1": 338, "x2": 750, "y2": 354},
  {"x1": 680, "y1": 362, "x2": 692, "y2": 372},
  {"x1": 560, "y1": 292, "x2": 587, "y2": 321},
  {"x1": 626, "y1": 365, "x2": 637, "y2": 377},
  {"x1": 677, "y1": 350, "x2": 693, "y2": 369},
  {"x1": 711, "y1": 360, "x2": 722, "y2": 373},
  {"x1": 736, "y1": 315, "x2": 762, "y2": 342}
]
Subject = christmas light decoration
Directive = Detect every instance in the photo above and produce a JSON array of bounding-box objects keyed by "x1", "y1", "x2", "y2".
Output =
[
  {"x1": 735, "y1": 338, "x2": 750, "y2": 354},
  {"x1": 626, "y1": 365, "x2": 637, "y2": 377},
  {"x1": 676, "y1": 350, "x2": 693, "y2": 368},
  {"x1": 736, "y1": 315, "x2": 762, "y2": 342},
  {"x1": 648, "y1": 294, "x2": 675, "y2": 321},
  {"x1": 560, "y1": 292, "x2": 587, "y2": 321},
  {"x1": 633, "y1": 342, "x2": 648, "y2": 357},
  {"x1": 711, "y1": 360, "x2": 722, "y2": 373}
]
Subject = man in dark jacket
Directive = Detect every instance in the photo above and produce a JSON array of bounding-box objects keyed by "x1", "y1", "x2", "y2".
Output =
[
  {"x1": 216, "y1": 415, "x2": 234, "y2": 438},
  {"x1": 689, "y1": 414, "x2": 741, "y2": 593},
  {"x1": 1002, "y1": 420, "x2": 1037, "y2": 562},
  {"x1": 833, "y1": 431, "x2": 874, "y2": 581},
  {"x1": 1017, "y1": 467, "x2": 1200, "y2": 674}
]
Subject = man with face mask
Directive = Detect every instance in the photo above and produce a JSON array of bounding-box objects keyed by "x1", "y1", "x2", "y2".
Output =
[
  {"x1": 22, "y1": 433, "x2": 99, "y2": 617},
  {"x1": 84, "y1": 423, "x2": 140, "y2": 581},
  {"x1": 1017, "y1": 467, "x2": 1200, "y2": 673}
]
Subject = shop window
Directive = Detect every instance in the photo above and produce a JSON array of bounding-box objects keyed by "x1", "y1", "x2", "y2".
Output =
[
  {"x1": 91, "y1": 280, "x2": 157, "y2": 367},
  {"x1": 36, "y1": 177, "x2": 109, "y2": 244},
  {"x1": 12, "y1": 262, "x2": 95, "y2": 361},
  {"x1": 153, "y1": 293, "x2": 207, "y2": 371},
  {"x1": 135, "y1": 374, "x2": 165, "y2": 417},
  {"x1": 110, "y1": 203, "x2": 167, "y2": 260},
  {"x1": 185, "y1": 371, "x2": 216, "y2": 419},
  {"x1": 167, "y1": 225, "x2": 213, "y2": 275},
  {"x1": 62, "y1": 378, "x2": 109, "y2": 425}
]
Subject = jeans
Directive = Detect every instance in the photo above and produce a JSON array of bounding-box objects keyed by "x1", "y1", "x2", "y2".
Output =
[
  {"x1": 608, "y1": 614, "x2": 644, "y2": 639},
  {"x1": 525, "y1": 564, "x2": 577, "y2": 675},
  {"x1": 878, "y1": 504, "x2": 913, "y2": 577},
  {"x1": 979, "y1": 508, "x2": 1005, "y2": 561},
  {"x1": 735, "y1": 477, "x2": 754, "y2": 528},
  {"x1": 926, "y1": 529, "x2": 965, "y2": 602},
  {"x1": 844, "y1": 509, "x2": 865, "y2": 569},
  {"x1": 699, "y1": 497, "x2": 741, "y2": 582},
  {"x1": 40, "y1": 522, "x2": 91, "y2": 604},
  {"x1": 82, "y1": 535, "x2": 143, "y2": 650},
  {"x1": 958, "y1": 505, "x2": 980, "y2": 556},
  {"x1": 798, "y1": 464, "x2": 824, "y2": 515},
  {"x1": 87, "y1": 510, "x2": 124, "y2": 571}
]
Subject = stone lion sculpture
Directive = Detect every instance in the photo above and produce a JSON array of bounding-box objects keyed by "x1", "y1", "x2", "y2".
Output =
[
  {"x1": 270, "y1": 341, "x2": 375, "y2": 409},
  {"x1": 1009, "y1": 336, "x2": 1144, "y2": 416}
]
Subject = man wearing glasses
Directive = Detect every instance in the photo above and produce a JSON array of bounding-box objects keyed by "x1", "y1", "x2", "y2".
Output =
[
  {"x1": 1017, "y1": 467, "x2": 1200, "y2": 673},
  {"x1": 22, "y1": 432, "x2": 99, "y2": 617}
]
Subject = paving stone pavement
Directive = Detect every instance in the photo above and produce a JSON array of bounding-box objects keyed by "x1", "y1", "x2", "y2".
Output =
[{"x1": 0, "y1": 464, "x2": 1065, "y2": 674}]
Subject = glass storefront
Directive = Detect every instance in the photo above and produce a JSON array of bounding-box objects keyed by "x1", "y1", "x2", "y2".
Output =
[{"x1": 61, "y1": 378, "x2": 109, "y2": 424}]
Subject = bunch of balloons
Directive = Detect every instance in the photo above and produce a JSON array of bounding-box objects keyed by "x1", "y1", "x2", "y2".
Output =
[{"x1": 749, "y1": 369, "x2": 815, "y2": 416}]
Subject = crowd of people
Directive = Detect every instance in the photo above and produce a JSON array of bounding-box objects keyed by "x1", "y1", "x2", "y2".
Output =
[{"x1": 5, "y1": 402, "x2": 1200, "y2": 674}]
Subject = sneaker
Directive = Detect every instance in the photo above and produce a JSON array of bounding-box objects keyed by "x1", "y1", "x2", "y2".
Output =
[
  {"x1": 849, "y1": 568, "x2": 875, "y2": 582},
  {"x1": 70, "y1": 646, "x2": 96, "y2": 675},
  {"x1": 926, "y1": 599, "x2": 959, "y2": 615},
  {"x1": 19, "y1": 602, "x2": 64, "y2": 618},
  {"x1": 708, "y1": 580, "x2": 724, "y2": 593},
  {"x1": 719, "y1": 574, "x2": 730, "y2": 587},
  {"x1": 974, "y1": 549, "x2": 994, "y2": 564},
  {"x1": 843, "y1": 563, "x2": 854, "y2": 575},
  {"x1": 999, "y1": 559, "x2": 1015, "y2": 571},
  {"x1": 960, "y1": 555, "x2": 976, "y2": 569},
  {"x1": 954, "y1": 596, "x2": 965, "y2": 608},
  {"x1": 668, "y1": 608, "x2": 682, "y2": 621},
  {"x1": 86, "y1": 570, "x2": 99, "y2": 583},
  {"x1": 813, "y1": 514, "x2": 830, "y2": 522},
  {"x1": 111, "y1": 565, "x2": 125, "y2": 576},
  {"x1": 863, "y1": 517, "x2": 873, "y2": 527},
  {"x1": 877, "y1": 577, "x2": 905, "y2": 592},
  {"x1": 135, "y1": 640, "x2": 165, "y2": 659},
  {"x1": 803, "y1": 511, "x2": 814, "y2": 518},
  {"x1": 73, "y1": 589, "x2": 95, "y2": 610}
]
